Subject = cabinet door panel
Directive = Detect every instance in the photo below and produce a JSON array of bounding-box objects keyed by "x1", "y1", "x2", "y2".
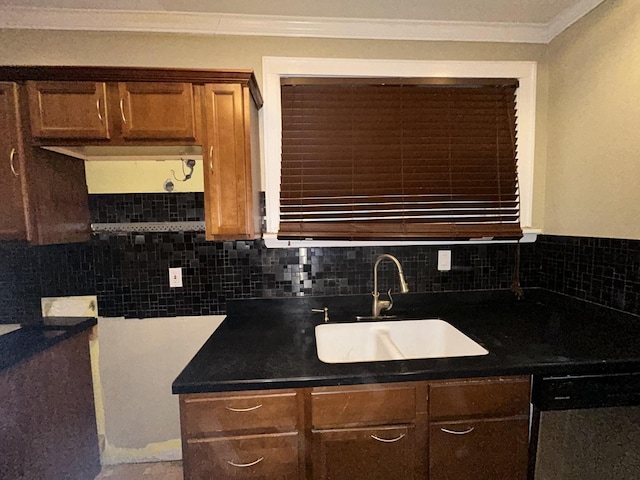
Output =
[
  {"x1": 0, "y1": 82, "x2": 26, "y2": 239},
  {"x1": 429, "y1": 417, "x2": 529, "y2": 480},
  {"x1": 185, "y1": 432, "x2": 299, "y2": 480},
  {"x1": 118, "y1": 82, "x2": 196, "y2": 140},
  {"x1": 203, "y1": 83, "x2": 251, "y2": 239},
  {"x1": 313, "y1": 425, "x2": 414, "y2": 480},
  {"x1": 27, "y1": 81, "x2": 110, "y2": 139}
]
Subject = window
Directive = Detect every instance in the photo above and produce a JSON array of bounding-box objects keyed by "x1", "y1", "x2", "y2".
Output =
[
  {"x1": 262, "y1": 57, "x2": 538, "y2": 247},
  {"x1": 279, "y1": 77, "x2": 520, "y2": 241}
]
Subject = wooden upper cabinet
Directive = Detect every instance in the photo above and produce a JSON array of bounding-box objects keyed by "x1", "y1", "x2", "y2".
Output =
[
  {"x1": 27, "y1": 81, "x2": 110, "y2": 139},
  {"x1": 0, "y1": 81, "x2": 90, "y2": 245},
  {"x1": 203, "y1": 83, "x2": 259, "y2": 240},
  {"x1": 118, "y1": 82, "x2": 196, "y2": 140},
  {"x1": 0, "y1": 82, "x2": 27, "y2": 240},
  {"x1": 27, "y1": 80, "x2": 197, "y2": 143}
]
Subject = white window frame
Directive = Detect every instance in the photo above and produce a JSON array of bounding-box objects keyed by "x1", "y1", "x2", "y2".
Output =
[{"x1": 261, "y1": 56, "x2": 539, "y2": 248}]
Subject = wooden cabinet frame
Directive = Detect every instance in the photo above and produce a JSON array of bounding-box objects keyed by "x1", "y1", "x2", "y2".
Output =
[
  {"x1": 0, "y1": 66, "x2": 264, "y2": 243},
  {"x1": 179, "y1": 376, "x2": 531, "y2": 480}
]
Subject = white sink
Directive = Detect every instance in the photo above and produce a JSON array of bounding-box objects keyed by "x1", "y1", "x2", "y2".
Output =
[{"x1": 315, "y1": 319, "x2": 488, "y2": 364}]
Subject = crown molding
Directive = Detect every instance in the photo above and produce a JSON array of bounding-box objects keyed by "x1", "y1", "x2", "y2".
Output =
[
  {"x1": 0, "y1": 1, "x2": 604, "y2": 44},
  {"x1": 545, "y1": 0, "x2": 605, "y2": 42}
]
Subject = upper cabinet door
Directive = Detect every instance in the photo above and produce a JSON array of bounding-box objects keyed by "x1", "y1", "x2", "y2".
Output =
[
  {"x1": 118, "y1": 82, "x2": 196, "y2": 140},
  {"x1": 27, "y1": 81, "x2": 110, "y2": 139},
  {"x1": 202, "y1": 83, "x2": 255, "y2": 240},
  {"x1": 0, "y1": 82, "x2": 27, "y2": 240}
]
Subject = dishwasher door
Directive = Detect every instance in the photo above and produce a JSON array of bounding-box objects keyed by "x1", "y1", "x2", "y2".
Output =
[{"x1": 531, "y1": 373, "x2": 640, "y2": 480}]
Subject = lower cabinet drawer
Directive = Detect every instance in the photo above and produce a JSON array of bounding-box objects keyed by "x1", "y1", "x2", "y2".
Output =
[
  {"x1": 429, "y1": 376, "x2": 530, "y2": 420},
  {"x1": 185, "y1": 432, "x2": 299, "y2": 480},
  {"x1": 181, "y1": 390, "x2": 298, "y2": 436},
  {"x1": 311, "y1": 384, "x2": 416, "y2": 428},
  {"x1": 429, "y1": 417, "x2": 529, "y2": 480}
]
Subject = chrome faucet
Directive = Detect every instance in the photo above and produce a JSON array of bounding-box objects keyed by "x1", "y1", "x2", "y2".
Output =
[{"x1": 372, "y1": 254, "x2": 410, "y2": 318}]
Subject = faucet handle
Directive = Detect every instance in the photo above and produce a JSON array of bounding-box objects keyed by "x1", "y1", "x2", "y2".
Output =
[
  {"x1": 386, "y1": 289, "x2": 394, "y2": 312},
  {"x1": 312, "y1": 307, "x2": 329, "y2": 323}
]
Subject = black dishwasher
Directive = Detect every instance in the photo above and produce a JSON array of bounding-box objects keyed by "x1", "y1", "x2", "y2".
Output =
[{"x1": 530, "y1": 372, "x2": 640, "y2": 480}]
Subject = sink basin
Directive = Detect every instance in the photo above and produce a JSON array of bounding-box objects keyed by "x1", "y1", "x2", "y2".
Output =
[{"x1": 315, "y1": 319, "x2": 488, "y2": 364}]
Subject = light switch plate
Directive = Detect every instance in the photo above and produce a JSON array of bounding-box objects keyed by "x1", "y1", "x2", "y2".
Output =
[
  {"x1": 169, "y1": 267, "x2": 183, "y2": 288},
  {"x1": 437, "y1": 250, "x2": 452, "y2": 271}
]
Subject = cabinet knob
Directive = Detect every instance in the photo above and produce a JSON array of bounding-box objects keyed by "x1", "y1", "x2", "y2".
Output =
[
  {"x1": 9, "y1": 148, "x2": 18, "y2": 177},
  {"x1": 227, "y1": 457, "x2": 264, "y2": 468}
]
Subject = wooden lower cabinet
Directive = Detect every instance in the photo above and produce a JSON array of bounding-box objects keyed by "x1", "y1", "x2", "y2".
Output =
[
  {"x1": 0, "y1": 329, "x2": 100, "y2": 480},
  {"x1": 427, "y1": 376, "x2": 531, "y2": 480},
  {"x1": 180, "y1": 389, "x2": 305, "y2": 480},
  {"x1": 313, "y1": 425, "x2": 415, "y2": 480},
  {"x1": 179, "y1": 376, "x2": 530, "y2": 480}
]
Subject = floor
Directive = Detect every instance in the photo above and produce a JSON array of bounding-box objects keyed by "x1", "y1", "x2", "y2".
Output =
[{"x1": 95, "y1": 461, "x2": 183, "y2": 480}]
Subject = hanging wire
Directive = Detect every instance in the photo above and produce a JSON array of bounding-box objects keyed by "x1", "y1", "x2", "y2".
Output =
[{"x1": 171, "y1": 158, "x2": 196, "y2": 182}]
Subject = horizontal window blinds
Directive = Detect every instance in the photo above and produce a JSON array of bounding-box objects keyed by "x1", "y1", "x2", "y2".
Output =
[{"x1": 279, "y1": 78, "x2": 522, "y2": 240}]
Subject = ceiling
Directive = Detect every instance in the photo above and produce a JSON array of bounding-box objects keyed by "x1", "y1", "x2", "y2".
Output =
[{"x1": 0, "y1": 0, "x2": 607, "y2": 43}]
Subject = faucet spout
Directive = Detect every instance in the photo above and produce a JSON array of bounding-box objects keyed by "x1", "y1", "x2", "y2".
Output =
[{"x1": 372, "y1": 254, "x2": 410, "y2": 318}]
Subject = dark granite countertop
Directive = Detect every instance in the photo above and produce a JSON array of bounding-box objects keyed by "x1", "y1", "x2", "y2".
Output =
[
  {"x1": 0, "y1": 317, "x2": 97, "y2": 373},
  {"x1": 172, "y1": 289, "x2": 640, "y2": 394}
]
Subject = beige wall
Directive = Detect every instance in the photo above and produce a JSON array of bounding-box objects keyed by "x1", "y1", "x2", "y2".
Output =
[
  {"x1": 96, "y1": 315, "x2": 224, "y2": 464},
  {"x1": 85, "y1": 160, "x2": 204, "y2": 194},
  {"x1": 0, "y1": 29, "x2": 549, "y2": 229},
  {"x1": 544, "y1": 0, "x2": 640, "y2": 239}
]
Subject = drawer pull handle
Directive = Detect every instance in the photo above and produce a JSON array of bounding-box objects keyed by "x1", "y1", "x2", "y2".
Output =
[
  {"x1": 119, "y1": 98, "x2": 127, "y2": 124},
  {"x1": 209, "y1": 145, "x2": 214, "y2": 171},
  {"x1": 9, "y1": 148, "x2": 19, "y2": 177},
  {"x1": 96, "y1": 98, "x2": 104, "y2": 123},
  {"x1": 371, "y1": 433, "x2": 406, "y2": 443},
  {"x1": 441, "y1": 426, "x2": 475, "y2": 435},
  {"x1": 225, "y1": 404, "x2": 263, "y2": 412},
  {"x1": 227, "y1": 457, "x2": 264, "y2": 468}
]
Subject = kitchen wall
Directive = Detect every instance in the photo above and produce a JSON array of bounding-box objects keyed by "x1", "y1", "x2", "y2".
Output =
[
  {"x1": 85, "y1": 159, "x2": 205, "y2": 194},
  {"x1": 544, "y1": 0, "x2": 640, "y2": 240}
]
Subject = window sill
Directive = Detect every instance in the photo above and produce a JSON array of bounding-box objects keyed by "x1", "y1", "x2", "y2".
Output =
[{"x1": 262, "y1": 229, "x2": 540, "y2": 249}]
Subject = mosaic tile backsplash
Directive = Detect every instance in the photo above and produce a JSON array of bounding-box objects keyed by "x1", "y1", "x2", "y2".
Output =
[
  {"x1": 537, "y1": 235, "x2": 640, "y2": 316},
  {"x1": 89, "y1": 193, "x2": 205, "y2": 223},
  {"x1": 1, "y1": 193, "x2": 639, "y2": 320}
]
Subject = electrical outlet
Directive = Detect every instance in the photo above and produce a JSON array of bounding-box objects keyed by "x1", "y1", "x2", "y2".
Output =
[
  {"x1": 437, "y1": 250, "x2": 452, "y2": 271},
  {"x1": 169, "y1": 267, "x2": 183, "y2": 288}
]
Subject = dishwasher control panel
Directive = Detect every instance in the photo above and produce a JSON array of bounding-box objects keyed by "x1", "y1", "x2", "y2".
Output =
[{"x1": 532, "y1": 372, "x2": 640, "y2": 411}]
